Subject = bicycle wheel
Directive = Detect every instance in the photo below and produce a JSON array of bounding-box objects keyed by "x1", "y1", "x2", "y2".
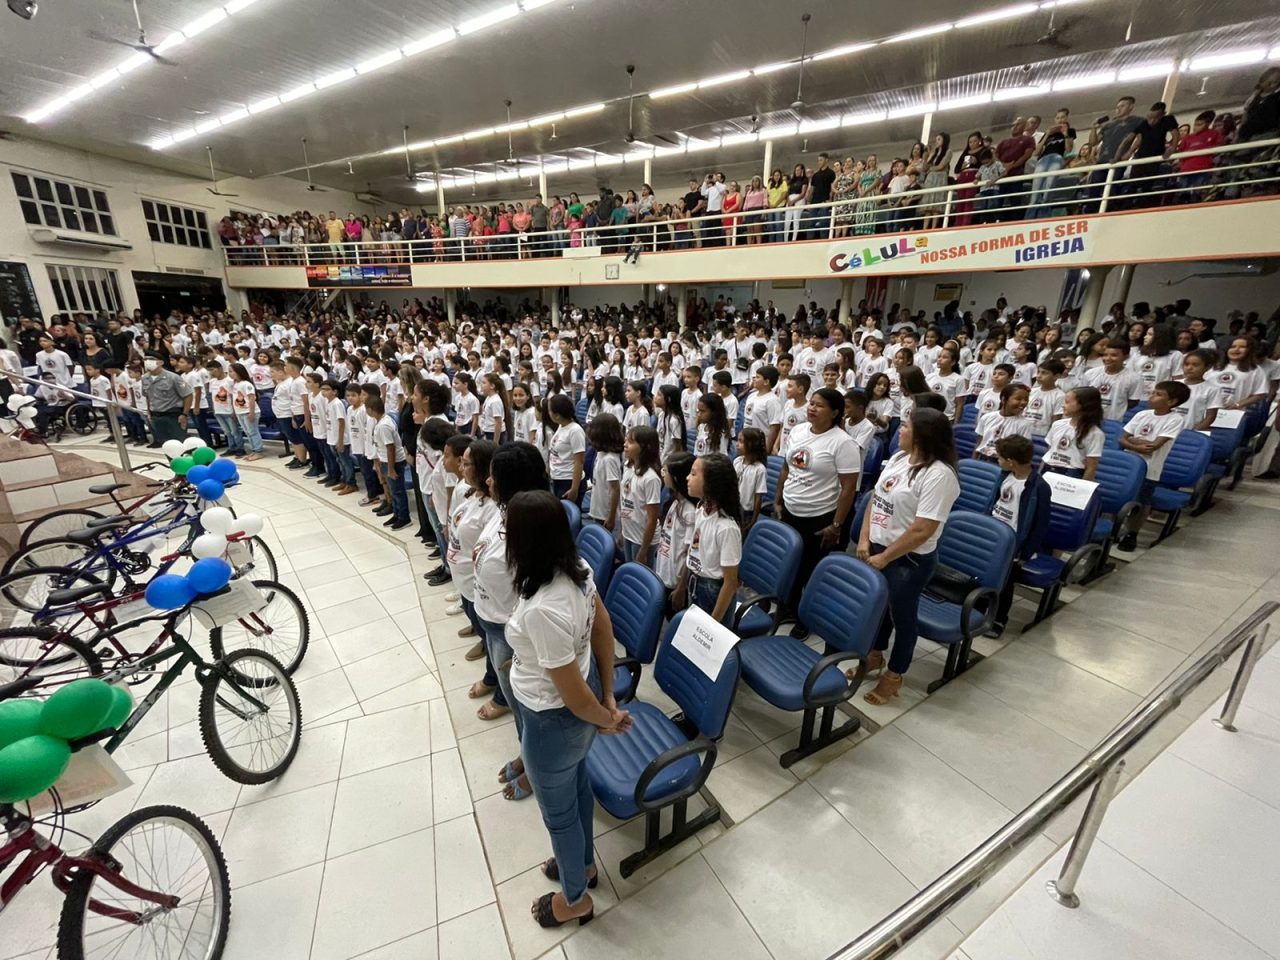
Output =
[
  {"x1": 19, "y1": 508, "x2": 106, "y2": 549},
  {"x1": 0, "y1": 567, "x2": 106, "y2": 626},
  {"x1": 0, "y1": 626, "x2": 102, "y2": 688},
  {"x1": 2, "y1": 537, "x2": 108, "y2": 581},
  {"x1": 207, "y1": 580, "x2": 308, "y2": 675},
  {"x1": 226, "y1": 535, "x2": 278, "y2": 583},
  {"x1": 64, "y1": 404, "x2": 96, "y2": 436},
  {"x1": 198, "y1": 649, "x2": 301, "y2": 784},
  {"x1": 57, "y1": 804, "x2": 230, "y2": 960}
]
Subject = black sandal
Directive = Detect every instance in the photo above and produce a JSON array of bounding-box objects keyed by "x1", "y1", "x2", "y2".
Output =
[
  {"x1": 541, "y1": 857, "x2": 599, "y2": 888},
  {"x1": 532, "y1": 891, "x2": 594, "y2": 928}
]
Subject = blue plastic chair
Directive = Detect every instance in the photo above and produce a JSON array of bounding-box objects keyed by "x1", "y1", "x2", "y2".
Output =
[
  {"x1": 561, "y1": 499, "x2": 581, "y2": 538},
  {"x1": 685, "y1": 425, "x2": 697, "y2": 453},
  {"x1": 586, "y1": 611, "x2": 740, "y2": 877},
  {"x1": 1016, "y1": 489, "x2": 1103, "y2": 630},
  {"x1": 859, "y1": 437, "x2": 885, "y2": 494},
  {"x1": 257, "y1": 394, "x2": 282, "y2": 440},
  {"x1": 1192, "y1": 420, "x2": 1249, "y2": 513},
  {"x1": 1122, "y1": 401, "x2": 1148, "y2": 425},
  {"x1": 731, "y1": 519, "x2": 804, "y2": 638},
  {"x1": 1031, "y1": 435, "x2": 1048, "y2": 468},
  {"x1": 1149, "y1": 430, "x2": 1213, "y2": 541},
  {"x1": 605, "y1": 563, "x2": 668, "y2": 704},
  {"x1": 958, "y1": 402, "x2": 979, "y2": 426},
  {"x1": 760, "y1": 455, "x2": 784, "y2": 517},
  {"x1": 575, "y1": 395, "x2": 589, "y2": 426},
  {"x1": 953, "y1": 425, "x2": 978, "y2": 460},
  {"x1": 738, "y1": 553, "x2": 889, "y2": 767},
  {"x1": 1100, "y1": 419, "x2": 1125, "y2": 448},
  {"x1": 955, "y1": 459, "x2": 1002, "y2": 514},
  {"x1": 1081, "y1": 450, "x2": 1147, "y2": 582},
  {"x1": 576, "y1": 523, "x2": 616, "y2": 594},
  {"x1": 916, "y1": 511, "x2": 1016, "y2": 691}
]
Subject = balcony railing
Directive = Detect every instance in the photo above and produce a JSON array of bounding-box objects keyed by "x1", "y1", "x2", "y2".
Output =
[{"x1": 222, "y1": 137, "x2": 1280, "y2": 269}]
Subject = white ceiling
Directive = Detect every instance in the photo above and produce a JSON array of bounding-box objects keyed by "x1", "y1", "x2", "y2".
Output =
[{"x1": 0, "y1": 0, "x2": 1276, "y2": 205}]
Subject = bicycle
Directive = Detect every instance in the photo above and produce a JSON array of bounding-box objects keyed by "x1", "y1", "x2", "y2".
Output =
[
  {"x1": 19, "y1": 468, "x2": 173, "y2": 550},
  {"x1": 0, "y1": 677, "x2": 232, "y2": 959}
]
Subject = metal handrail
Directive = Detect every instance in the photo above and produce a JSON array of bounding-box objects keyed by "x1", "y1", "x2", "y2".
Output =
[
  {"x1": 3, "y1": 368, "x2": 133, "y2": 470},
  {"x1": 826, "y1": 599, "x2": 1279, "y2": 960},
  {"x1": 220, "y1": 136, "x2": 1280, "y2": 268}
]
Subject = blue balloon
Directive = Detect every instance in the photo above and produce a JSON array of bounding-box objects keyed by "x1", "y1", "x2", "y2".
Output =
[
  {"x1": 145, "y1": 574, "x2": 197, "y2": 611},
  {"x1": 209, "y1": 458, "x2": 238, "y2": 483},
  {"x1": 196, "y1": 479, "x2": 226, "y2": 501},
  {"x1": 188, "y1": 557, "x2": 232, "y2": 595},
  {"x1": 186, "y1": 464, "x2": 212, "y2": 485}
]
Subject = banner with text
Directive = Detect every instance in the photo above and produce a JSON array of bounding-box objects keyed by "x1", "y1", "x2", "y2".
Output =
[
  {"x1": 305, "y1": 265, "x2": 412, "y2": 287},
  {"x1": 828, "y1": 219, "x2": 1092, "y2": 275}
]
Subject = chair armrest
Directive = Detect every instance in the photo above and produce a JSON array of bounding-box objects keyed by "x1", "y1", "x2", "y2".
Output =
[
  {"x1": 615, "y1": 656, "x2": 642, "y2": 704},
  {"x1": 731, "y1": 594, "x2": 781, "y2": 633},
  {"x1": 1063, "y1": 543, "x2": 1103, "y2": 584},
  {"x1": 960, "y1": 586, "x2": 998, "y2": 646},
  {"x1": 802, "y1": 648, "x2": 869, "y2": 707},
  {"x1": 1111, "y1": 501, "x2": 1141, "y2": 542},
  {"x1": 633, "y1": 736, "x2": 719, "y2": 814}
]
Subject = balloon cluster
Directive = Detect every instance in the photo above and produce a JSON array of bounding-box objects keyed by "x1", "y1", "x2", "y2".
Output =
[
  {"x1": 162, "y1": 437, "x2": 239, "y2": 501},
  {"x1": 143, "y1": 506, "x2": 261, "y2": 611},
  {"x1": 1, "y1": 394, "x2": 38, "y2": 433},
  {"x1": 0, "y1": 679, "x2": 133, "y2": 804}
]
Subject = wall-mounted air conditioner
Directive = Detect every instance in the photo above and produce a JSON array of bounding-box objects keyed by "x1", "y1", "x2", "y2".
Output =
[{"x1": 30, "y1": 228, "x2": 133, "y2": 252}]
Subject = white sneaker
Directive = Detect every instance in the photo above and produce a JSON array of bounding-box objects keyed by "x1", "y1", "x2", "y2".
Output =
[
  {"x1": 444, "y1": 592, "x2": 460, "y2": 603},
  {"x1": 445, "y1": 602, "x2": 463, "y2": 616}
]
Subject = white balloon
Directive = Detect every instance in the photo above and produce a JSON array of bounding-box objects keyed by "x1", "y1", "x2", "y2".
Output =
[
  {"x1": 229, "y1": 514, "x2": 264, "y2": 537},
  {"x1": 162, "y1": 439, "x2": 186, "y2": 460},
  {"x1": 190, "y1": 533, "x2": 228, "y2": 559},
  {"x1": 181, "y1": 437, "x2": 208, "y2": 452},
  {"x1": 200, "y1": 506, "x2": 235, "y2": 535},
  {"x1": 6, "y1": 394, "x2": 24, "y2": 412},
  {"x1": 0, "y1": 418, "x2": 13, "y2": 434},
  {"x1": 17, "y1": 407, "x2": 36, "y2": 426}
]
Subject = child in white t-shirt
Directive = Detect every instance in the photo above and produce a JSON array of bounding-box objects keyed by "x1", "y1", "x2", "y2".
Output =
[
  {"x1": 844, "y1": 391, "x2": 877, "y2": 451},
  {"x1": 1172, "y1": 349, "x2": 1220, "y2": 432},
  {"x1": 1117, "y1": 380, "x2": 1190, "y2": 551},
  {"x1": 619, "y1": 427, "x2": 663, "y2": 566},
  {"x1": 776, "y1": 373, "x2": 809, "y2": 455},
  {"x1": 586, "y1": 414, "x2": 624, "y2": 531},
  {"x1": 678, "y1": 454, "x2": 743, "y2": 625},
  {"x1": 1023, "y1": 360, "x2": 1065, "y2": 437},
  {"x1": 655, "y1": 453, "x2": 698, "y2": 591},
  {"x1": 733, "y1": 427, "x2": 768, "y2": 529},
  {"x1": 205, "y1": 361, "x2": 243, "y2": 456},
  {"x1": 975, "y1": 384, "x2": 1033, "y2": 459}
]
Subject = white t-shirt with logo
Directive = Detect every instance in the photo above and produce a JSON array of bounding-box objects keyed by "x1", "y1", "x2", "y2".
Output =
[
  {"x1": 781, "y1": 423, "x2": 862, "y2": 517},
  {"x1": 778, "y1": 402, "x2": 807, "y2": 452},
  {"x1": 208, "y1": 377, "x2": 234, "y2": 416},
  {"x1": 655, "y1": 499, "x2": 697, "y2": 590},
  {"x1": 1023, "y1": 386, "x2": 1064, "y2": 436},
  {"x1": 734, "y1": 458, "x2": 767, "y2": 513},
  {"x1": 926, "y1": 371, "x2": 964, "y2": 418},
  {"x1": 588, "y1": 451, "x2": 622, "y2": 524},
  {"x1": 548, "y1": 422, "x2": 586, "y2": 480},
  {"x1": 868, "y1": 451, "x2": 960, "y2": 553},
  {"x1": 232, "y1": 381, "x2": 255, "y2": 417},
  {"x1": 743, "y1": 391, "x2": 783, "y2": 435},
  {"x1": 447, "y1": 494, "x2": 498, "y2": 601},
  {"x1": 1210, "y1": 364, "x2": 1267, "y2": 407},
  {"x1": 507, "y1": 570, "x2": 597, "y2": 712},
  {"x1": 1042, "y1": 419, "x2": 1105, "y2": 472},
  {"x1": 686, "y1": 509, "x2": 742, "y2": 580},
  {"x1": 976, "y1": 411, "x2": 1034, "y2": 458},
  {"x1": 453, "y1": 392, "x2": 480, "y2": 430},
  {"x1": 619, "y1": 466, "x2": 662, "y2": 546},
  {"x1": 1174, "y1": 380, "x2": 1220, "y2": 430},
  {"x1": 472, "y1": 512, "x2": 519, "y2": 624},
  {"x1": 1084, "y1": 367, "x2": 1142, "y2": 420},
  {"x1": 992, "y1": 473, "x2": 1025, "y2": 531},
  {"x1": 1123, "y1": 409, "x2": 1185, "y2": 482}
]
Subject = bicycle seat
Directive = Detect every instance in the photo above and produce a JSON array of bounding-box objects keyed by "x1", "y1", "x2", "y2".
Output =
[
  {"x1": 66, "y1": 517, "x2": 132, "y2": 543},
  {"x1": 86, "y1": 514, "x2": 130, "y2": 528},
  {"x1": 88, "y1": 482, "x2": 130, "y2": 496},
  {"x1": 46, "y1": 582, "x2": 112, "y2": 607}
]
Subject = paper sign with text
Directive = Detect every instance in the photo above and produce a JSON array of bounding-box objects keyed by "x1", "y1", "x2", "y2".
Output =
[
  {"x1": 1042, "y1": 472, "x2": 1100, "y2": 511},
  {"x1": 671, "y1": 604, "x2": 740, "y2": 681},
  {"x1": 1212, "y1": 408, "x2": 1245, "y2": 429}
]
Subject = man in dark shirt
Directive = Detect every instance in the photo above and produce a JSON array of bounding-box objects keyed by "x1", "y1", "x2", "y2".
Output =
[
  {"x1": 805, "y1": 152, "x2": 836, "y2": 239},
  {"x1": 1120, "y1": 101, "x2": 1180, "y2": 208},
  {"x1": 529, "y1": 194, "x2": 550, "y2": 256},
  {"x1": 994, "y1": 119, "x2": 1037, "y2": 217},
  {"x1": 14, "y1": 316, "x2": 44, "y2": 366},
  {"x1": 105, "y1": 317, "x2": 135, "y2": 365},
  {"x1": 682, "y1": 178, "x2": 706, "y2": 247}
]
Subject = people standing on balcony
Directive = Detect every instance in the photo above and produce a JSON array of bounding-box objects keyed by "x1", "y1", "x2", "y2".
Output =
[
  {"x1": 1176, "y1": 110, "x2": 1224, "y2": 204},
  {"x1": 921, "y1": 133, "x2": 953, "y2": 230},
  {"x1": 854, "y1": 155, "x2": 882, "y2": 235},
  {"x1": 681, "y1": 179, "x2": 706, "y2": 248},
  {"x1": 700, "y1": 172, "x2": 727, "y2": 246},
  {"x1": 830, "y1": 159, "x2": 857, "y2": 238},
  {"x1": 765, "y1": 168, "x2": 788, "y2": 242},
  {"x1": 529, "y1": 194, "x2": 550, "y2": 257},
  {"x1": 804, "y1": 152, "x2": 836, "y2": 239},
  {"x1": 1118, "y1": 101, "x2": 1181, "y2": 209},
  {"x1": 783, "y1": 162, "x2": 808, "y2": 242},
  {"x1": 995, "y1": 119, "x2": 1037, "y2": 218},
  {"x1": 721, "y1": 180, "x2": 742, "y2": 245},
  {"x1": 742, "y1": 176, "x2": 768, "y2": 244},
  {"x1": 1026, "y1": 109, "x2": 1076, "y2": 219}
]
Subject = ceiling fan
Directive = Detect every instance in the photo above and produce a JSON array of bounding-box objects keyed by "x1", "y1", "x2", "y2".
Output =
[
  {"x1": 205, "y1": 147, "x2": 239, "y2": 197},
  {"x1": 89, "y1": 0, "x2": 179, "y2": 65},
  {"x1": 791, "y1": 13, "x2": 812, "y2": 114},
  {"x1": 300, "y1": 138, "x2": 327, "y2": 192},
  {"x1": 1015, "y1": 8, "x2": 1080, "y2": 51}
]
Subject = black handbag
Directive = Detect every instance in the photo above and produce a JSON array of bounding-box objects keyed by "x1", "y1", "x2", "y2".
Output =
[{"x1": 925, "y1": 563, "x2": 978, "y2": 605}]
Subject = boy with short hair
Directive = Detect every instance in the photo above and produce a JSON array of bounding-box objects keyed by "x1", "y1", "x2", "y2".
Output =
[
  {"x1": 317, "y1": 380, "x2": 343, "y2": 488},
  {"x1": 85, "y1": 362, "x2": 112, "y2": 443},
  {"x1": 205, "y1": 360, "x2": 243, "y2": 456},
  {"x1": 772, "y1": 355, "x2": 794, "y2": 402},
  {"x1": 360, "y1": 383, "x2": 386, "y2": 508},
  {"x1": 1118, "y1": 380, "x2": 1190, "y2": 550},
  {"x1": 680, "y1": 365, "x2": 703, "y2": 432},
  {"x1": 1024, "y1": 360, "x2": 1066, "y2": 437},
  {"x1": 775, "y1": 372, "x2": 810, "y2": 455},
  {"x1": 1085, "y1": 341, "x2": 1142, "y2": 420},
  {"x1": 975, "y1": 363, "x2": 1015, "y2": 416},
  {"x1": 744, "y1": 365, "x2": 783, "y2": 452},
  {"x1": 990, "y1": 434, "x2": 1052, "y2": 636},
  {"x1": 710, "y1": 370, "x2": 738, "y2": 433},
  {"x1": 843, "y1": 390, "x2": 876, "y2": 451},
  {"x1": 302, "y1": 372, "x2": 327, "y2": 479},
  {"x1": 367, "y1": 393, "x2": 410, "y2": 530}
]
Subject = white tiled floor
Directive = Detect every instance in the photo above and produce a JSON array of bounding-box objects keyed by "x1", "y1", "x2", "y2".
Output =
[{"x1": 7, "y1": 438, "x2": 1277, "y2": 960}]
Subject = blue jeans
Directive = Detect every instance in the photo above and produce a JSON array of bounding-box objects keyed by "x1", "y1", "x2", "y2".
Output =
[
  {"x1": 1025, "y1": 153, "x2": 1066, "y2": 219},
  {"x1": 426, "y1": 500, "x2": 448, "y2": 572},
  {"x1": 870, "y1": 544, "x2": 939, "y2": 674},
  {"x1": 519, "y1": 667, "x2": 601, "y2": 908},
  {"x1": 235, "y1": 413, "x2": 264, "y2": 453},
  {"x1": 622, "y1": 540, "x2": 653, "y2": 567},
  {"x1": 689, "y1": 574, "x2": 730, "y2": 625},
  {"x1": 479, "y1": 616, "x2": 517, "y2": 725},
  {"x1": 385, "y1": 462, "x2": 409, "y2": 521},
  {"x1": 321, "y1": 443, "x2": 340, "y2": 482},
  {"x1": 357, "y1": 454, "x2": 383, "y2": 497},
  {"x1": 337, "y1": 449, "x2": 356, "y2": 485},
  {"x1": 215, "y1": 414, "x2": 243, "y2": 453},
  {"x1": 121, "y1": 408, "x2": 147, "y2": 442}
]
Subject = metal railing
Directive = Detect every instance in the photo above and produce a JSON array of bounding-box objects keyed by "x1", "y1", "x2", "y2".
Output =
[
  {"x1": 220, "y1": 137, "x2": 1280, "y2": 269},
  {"x1": 3, "y1": 369, "x2": 133, "y2": 471},
  {"x1": 825, "y1": 600, "x2": 1278, "y2": 960}
]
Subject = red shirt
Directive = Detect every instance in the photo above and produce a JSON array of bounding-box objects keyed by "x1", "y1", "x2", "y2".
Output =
[
  {"x1": 1178, "y1": 129, "x2": 1224, "y2": 173},
  {"x1": 996, "y1": 134, "x2": 1036, "y2": 175}
]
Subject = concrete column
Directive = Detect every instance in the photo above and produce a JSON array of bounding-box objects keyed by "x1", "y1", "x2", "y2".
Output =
[
  {"x1": 762, "y1": 139, "x2": 773, "y2": 183},
  {"x1": 538, "y1": 169, "x2": 548, "y2": 202},
  {"x1": 920, "y1": 112, "x2": 933, "y2": 148},
  {"x1": 445, "y1": 292, "x2": 456, "y2": 325},
  {"x1": 342, "y1": 292, "x2": 355, "y2": 320},
  {"x1": 1111, "y1": 263, "x2": 1135, "y2": 310},
  {"x1": 643, "y1": 157, "x2": 653, "y2": 187},
  {"x1": 1077, "y1": 265, "x2": 1113, "y2": 329},
  {"x1": 641, "y1": 283, "x2": 651, "y2": 305},
  {"x1": 1160, "y1": 72, "x2": 1179, "y2": 112},
  {"x1": 676, "y1": 286, "x2": 687, "y2": 329},
  {"x1": 838, "y1": 278, "x2": 854, "y2": 328},
  {"x1": 549, "y1": 291, "x2": 560, "y2": 327},
  {"x1": 436, "y1": 181, "x2": 446, "y2": 219}
]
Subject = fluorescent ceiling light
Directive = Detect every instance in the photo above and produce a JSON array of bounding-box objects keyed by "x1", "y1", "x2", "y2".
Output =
[
  {"x1": 63, "y1": 83, "x2": 95, "y2": 103},
  {"x1": 171, "y1": 128, "x2": 198, "y2": 144},
  {"x1": 356, "y1": 49, "x2": 403, "y2": 74},
  {"x1": 993, "y1": 84, "x2": 1047, "y2": 100},
  {"x1": 654, "y1": 144, "x2": 686, "y2": 157},
  {"x1": 494, "y1": 119, "x2": 529, "y2": 132},
  {"x1": 564, "y1": 102, "x2": 605, "y2": 118},
  {"x1": 457, "y1": 3, "x2": 520, "y2": 35},
  {"x1": 24, "y1": 97, "x2": 70, "y2": 123},
  {"x1": 88, "y1": 68, "x2": 120, "y2": 89},
  {"x1": 1188, "y1": 48, "x2": 1267, "y2": 71},
  {"x1": 247, "y1": 95, "x2": 281, "y2": 114},
  {"x1": 314, "y1": 68, "x2": 356, "y2": 90},
  {"x1": 415, "y1": 182, "x2": 435, "y2": 192},
  {"x1": 842, "y1": 110, "x2": 886, "y2": 126},
  {"x1": 887, "y1": 23, "x2": 952, "y2": 43},
  {"x1": 1271, "y1": 44, "x2": 1280, "y2": 60},
  {"x1": 567, "y1": 156, "x2": 595, "y2": 171},
  {"x1": 194, "y1": 118, "x2": 222, "y2": 134},
  {"x1": 434, "y1": 134, "x2": 465, "y2": 146},
  {"x1": 278, "y1": 83, "x2": 316, "y2": 103},
  {"x1": 594, "y1": 156, "x2": 622, "y2": 167},
  {"x1": 650, "y1": 82, "x2": 697, "y2": 99},
  {"x1": 887, "y1": 102, "x2": 936, "y2": 118},
  {"x1": 224, "y1": 0, "x2": 264, "y2": 13},
  {"x1": 179, "y1": 8, "x2": 227, "y2": 39},
  {"x1": 218, "y1": 107, "x2": 249, "y2": 124},
  {"x1": 464, "y1": 127, "x2": 494, "y2": 139},
  {"x1": 684, "y1": 138, "x2": 720, "y2": 152},
  {"x1": 625, "y1": 146, "x2": 655, "y2": 159},
  {"x1": 520, "y1": 0, "x2": 560, "y2": 9},
  {"x1": 758, "y1": 122, "x2": 798, "y2": 138},
  {"x1": 798, "y1": 117, "x2": 841, "y2": 133},
  {"x1": 406, "y1": 140, "x2": 435, "y2": 151},
  {"x1": 1117, "y1": 61, "x2": 1173, "y2": 81},
  {"x1": 402, "y1": 29, "x2": 457, "y2": 56},
  {"x1": 720, "y1": 132, "x2": 759, "y2": 147},
  {"x1": 811, "y1": 42, "x2": 875, "y2": 62},
  {"x1": 1052, "y1": 70, "x2": 1115, "y2": 91},
  {"x1": 937, "y1": 93, "x2": 993, "y2": 110},
  {"x1": 528, "y1": 110, "x2": 564, "y2": 125},
  {"x1": 150, "y1": 136, "x2": 175, "y2": 150},
  {"x1": 541, "y1": 161, "x2": 568, "y2": 174},
  {"x1": 699, "y1": 69, "x2": 752, "y2": 89},
  {"x1": 954, "y1": 3, "x2": 1038, "y2": 28},
  {"x1": 153, "y1": 33, "x2": 186, "y2": 54},
  {"x1": 751, "y1": 61, "x2": 793, "y2": 76},
  {"x1": 116, "y1": 53, "x2": 151, "y2": 75}
]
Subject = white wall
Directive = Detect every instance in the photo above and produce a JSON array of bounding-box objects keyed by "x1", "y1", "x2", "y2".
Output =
[{"x1": 0, "y1": 135, "x2": 379, "y2": 324}]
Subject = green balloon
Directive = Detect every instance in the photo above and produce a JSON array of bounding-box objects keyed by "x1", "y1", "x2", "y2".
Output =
[
  {"x1": 0, "y1": 700, "x2": 43, "y2": 751},
  {"x1": 172, "y1": 456, "x2": 194, "y2": 476},
  {"x1": 103, "y1": 685, "x2": 134, "y2": 731},
  {"x1": 39, "y1": 679, "x2": 117, "y2": 740},
  {"x1": 192, "y1": 446, "x2": 217, "y2": 466},
  {"x1": 0, "y1": 735, "x2": 72, "y2": 804}
]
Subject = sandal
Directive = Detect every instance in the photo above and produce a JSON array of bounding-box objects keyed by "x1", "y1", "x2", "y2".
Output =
[
  {"x1": 468, "y1": 681, "x2": 494, "y2": 700},
  {"x1": 863, "y1": 671, "x2": 904, "y2": 706},
  {"x1": 846, "y1": 650, "x2": 885, "y2": 683},
  {"x1": 498, "y1": 759, "x2": 523, "y2": 784},
  {"x1": 541, "y1": 857, "x2": 598, "y2": 888},
  {"x1": 477, "y1": 700, "x2": 511, "y2": 721},
  {"x1": 503, "y1": 774, "x2": 533, "y2": 801},
  {"x1": 532, "y1": 891, "x2": 594, "y2": 929}
]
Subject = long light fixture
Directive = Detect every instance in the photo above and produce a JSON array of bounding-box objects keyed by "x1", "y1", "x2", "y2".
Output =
[
  {"x1": 954, "y1": 3, "x2": 1039, "y2": 28},
  {"x1": 1187, "y1": 47, "x2": 1268, "y2": 71},
  {"x1": 372, "y1": 100, "x2": 605, "y2": 159},
  {"x1": 1051, "y1": 70, "x2": 1117, "y2": 91},
  {"x1": 1117, "y1": 61, "x2": 1174, "y2": 82}
]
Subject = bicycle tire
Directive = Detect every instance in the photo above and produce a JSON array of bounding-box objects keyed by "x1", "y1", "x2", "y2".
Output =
[
  {"x1": 232, "y1": 535, "x2": 278, "y2": 583},
  {"x1": 19, "y1": 508, "x2": 107, "y2": 550},
  {"x1": 207, "y1": 579, "x2": 307, "y2": 675},
  {"x1": 2, "y1": 537, "x2": 110, "y2": 582},
  {"x1": 0, "y1": 567, "x2": 107, "y2": 622},
  {"x1": 0, "y1": 626, "x2": 102, "y2": 688},
  {"x1": 56, "y1": 804, "x2": 230, "y2": 960},
  {"x1": 198, "y1": 649, "x2": 301, "y2": 784}
]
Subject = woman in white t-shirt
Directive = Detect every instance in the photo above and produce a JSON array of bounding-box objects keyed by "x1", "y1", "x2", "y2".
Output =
[
  {"x1": 857, "y1": 408, "x2": 960, "y2": 704},
  {"x1": 675, "y1": 453, "x2": 743, "y2": 624},
  {"x1": 503, "y1": 489, "x2": 629, "y2": 929}
]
